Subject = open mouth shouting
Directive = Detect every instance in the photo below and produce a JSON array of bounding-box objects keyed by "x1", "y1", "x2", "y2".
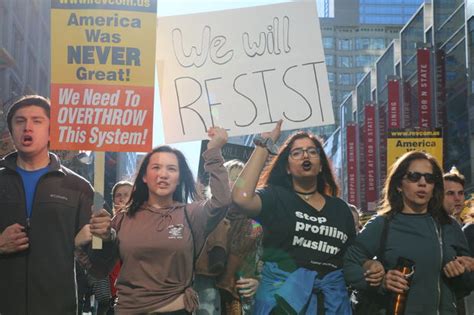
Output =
[
  {"x1": 156, "y1": 180, "x2": 170, "y2": 188},
  {"x1": 302, "y1": 160, "x2": 312, "y2": 171},
  {"x1": 22, "y1": 135, "x2": 33, "y2": 146}
]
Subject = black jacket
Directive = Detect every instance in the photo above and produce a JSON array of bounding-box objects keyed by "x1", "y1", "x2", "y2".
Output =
[{"x1": 0, "y1": 152, "x2": 93, "y2": 315}]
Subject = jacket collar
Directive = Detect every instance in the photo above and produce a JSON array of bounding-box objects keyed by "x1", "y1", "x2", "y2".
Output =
[{"x1": 0, "y1": 151, "x2": 65, "y2": 175}]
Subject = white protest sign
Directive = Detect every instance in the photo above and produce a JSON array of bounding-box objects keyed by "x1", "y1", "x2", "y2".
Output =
[{"x1": 156, "y1": 1, "x2": 333, "y2": 143}]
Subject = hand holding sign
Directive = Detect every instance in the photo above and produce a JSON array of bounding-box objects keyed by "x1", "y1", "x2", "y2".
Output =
[
  {"x1": 207, "y1": 127, "x2": 228, "y2": 150},
  {"x1": 90, "y1": 192, "x2": 112, "y2": 249},
  {"x1": 262, "y1": 119, "x2": 283, "y2": 143}
]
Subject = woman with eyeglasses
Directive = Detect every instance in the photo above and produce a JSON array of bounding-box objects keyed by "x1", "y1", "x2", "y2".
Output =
[
  {"x1": 344, "y1": 150, "x2": 474, "y2": 314},
  {"x1": 232, "y1": 121, "x2": 356, "y2": 314}
]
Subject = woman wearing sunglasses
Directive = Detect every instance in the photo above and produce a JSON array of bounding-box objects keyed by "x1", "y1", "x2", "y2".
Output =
[
  {"x1": 344, "y1": 150, "x2": 474, "y2": 314},
  {"x1": 232, "y1": 121, "x2": 356, "y2": 314}
]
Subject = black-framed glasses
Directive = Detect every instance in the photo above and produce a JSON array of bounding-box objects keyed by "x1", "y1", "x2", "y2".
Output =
[
  {"x1": 289, "y1": 147, "x2": 320, "y2": 160},
  {"x1": 404, "y1": 171, "x2": 437, "y2": 184}
]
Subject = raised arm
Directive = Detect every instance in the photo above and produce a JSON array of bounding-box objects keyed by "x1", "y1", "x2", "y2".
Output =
[
  {"x1": 203, "y1": 127, "x2": 232, "y2": 211},
  {"x1": 188, "y1": 127, "x2": 231, "y2": 239},
  {"x1": 232, "y1": 120, "x2": 282, "y2": 217}
]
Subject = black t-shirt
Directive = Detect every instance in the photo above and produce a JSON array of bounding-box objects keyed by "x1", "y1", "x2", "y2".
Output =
[{"x1": 256, "y1": 185, "x2": 356, "y2": 275}]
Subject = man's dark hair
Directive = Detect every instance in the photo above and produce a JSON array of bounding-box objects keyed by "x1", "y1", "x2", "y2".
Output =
[
  {"x1": 7, "y1": 95, "x2": 51, "y2": 133},
  {"x1": 443, "y1": 167, "x2": 465, "y2": 187}
]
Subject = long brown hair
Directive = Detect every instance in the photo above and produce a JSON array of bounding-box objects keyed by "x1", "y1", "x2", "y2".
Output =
[
  {"x1": 378, "y1": 151, "x2": 449, "y2": 224},
  {"x1": 128, "y1": 146, "x2": 197, "y2": 216},
  {"x1": 258, "y1": 131, "x2": 339, "y2": 197}
]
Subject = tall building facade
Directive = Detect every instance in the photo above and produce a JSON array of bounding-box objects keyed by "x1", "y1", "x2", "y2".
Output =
[
  {"x1": 317, "y1": 0, "x2": 334, "y2": 18},
  {"x1": 325, "y1": 0, "x2": 474, "y2": 211},
  {"x1": 0, "y1": 1, "x2": 51, "y2": 102},
  {"x1": 359, "y1": 0, "x2": 426, "y2": 24},
  {"x1": 0, "y1": 0, "x2": 51, "y2": 156},
  {"x1": 318, "y1": 0, "x2": 426, "y2": 139}
]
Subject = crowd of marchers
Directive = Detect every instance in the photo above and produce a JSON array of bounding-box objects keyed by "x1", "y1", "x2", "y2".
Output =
[{"x1": 1, "y1": 94, "x2": 474, "y2": 315}]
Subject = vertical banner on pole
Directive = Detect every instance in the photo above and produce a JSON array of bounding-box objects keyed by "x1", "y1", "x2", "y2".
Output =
[
  {"x1": 436, "y1": 49, "x2": 446, "y2": 127},
  {"x1": 378, "y1": 105, "x2": 387, "y2": 185},
  {"x1": 358, "y1": 123, "x2": 366, "y2": 210},
  {"x1": 346, "y1": 123, "x2": 358, "y2": 207},
  {"x1": 403, "y1": 81, "x2": 412, "y2": 128},
  {"x1": 387, "y1": 78, "x2": 401, "y2": 129},
  {"x1": 417, "y1": 48, "x2": 432, "y2": 128},
  {"x1": 364, "y1": 104, "x2": 377, "y2": 212},
  {"x1": 435, "y1": 49, "x2": 446, "y2": 159}
]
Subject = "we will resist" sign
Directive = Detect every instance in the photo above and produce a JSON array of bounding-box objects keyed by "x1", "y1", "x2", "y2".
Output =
[{"x1": 156, "y1": 1, "x2": 334, "y2": 143}]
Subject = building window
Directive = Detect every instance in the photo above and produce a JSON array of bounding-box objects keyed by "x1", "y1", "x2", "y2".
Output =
[
  {"x1": 27, "y1": 47, "x2": 37, "y2": 89},
  {"x1": 0, "y1": 3, "x2": 7, "y2": 47},
  {"x1": 41, "y1": 34, "x2": 50, "y2": 69},
  {"x1": 13, "y1": 24, "x2": 24, "y2": 69},
  {"x1": 9, "y1": 75, "x2": 22, "y2": 97},
  {"x1": 356, "y1": 72, "x2": 366, "y2": 83},
  {"x1": 338, "y1": 39, "x2": 352, "y2": 50},
  {"x1": 326, "y1": 55, "x2": 334, "y2": 66},
  {"x1": 337, "y1": 90, "x2": 351, "y2": 102},
  {"x1": 28, "y1": 6, "x2": 39, "y2": 45},
  {"x1": 356, "y1": 38, "x2": 370, "y2": 50},
  {"x1": 323, "y1": 37, "x2": 334, "y2": 49},
  {"x1": 338, "y1": 56, "x2": 352, "y2": 68},
  {"x1": 338, "y1": 73, "x2": 353, "y2": 85},
  {"x1": 355, "y1": 55, "x2": 376, "y2": 67},
  {"x1": 328, "y1": 72, "x2": 335, "y2": 84},
  {"x1": 14, "y1": 1, "x2": 25, "y2": 25},
  {"x1": 38, "y1": 69, "x2": 48, "y2": 97},
  {"x1": 356, "y1": 37, "x2": 386, "y2": 50},
  {"x1": 371, "y1": 38, "x2": 386, "y2": 50}
]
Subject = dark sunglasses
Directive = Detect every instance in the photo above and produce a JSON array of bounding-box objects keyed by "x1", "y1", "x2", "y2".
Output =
[{"x1": 404, "y1": 171, "x2": 437, "y2": 184}]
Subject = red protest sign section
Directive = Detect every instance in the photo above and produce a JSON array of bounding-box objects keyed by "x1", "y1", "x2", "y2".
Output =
[{"x1": 50, "y1": 83, "x2": 153, "y2": 152}]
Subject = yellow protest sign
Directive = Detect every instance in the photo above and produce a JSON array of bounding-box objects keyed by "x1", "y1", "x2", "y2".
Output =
[
  {"x1": 50, "y1": 0, "x2": 156, "y2": 152},
  {"x1": 387, "y1": 129, "x2": 443, "y2": 170}
]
